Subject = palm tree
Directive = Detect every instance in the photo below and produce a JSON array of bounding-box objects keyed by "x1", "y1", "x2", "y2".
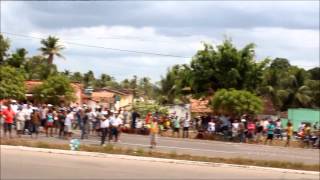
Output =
[{"x1": 39, "y1": 36, "x2": 65, "y2": 65}]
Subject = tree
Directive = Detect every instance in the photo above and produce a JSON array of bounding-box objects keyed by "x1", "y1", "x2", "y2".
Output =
[
  {"x1": 158, "y1": 64, "x2": 191, "y2": 104},
  {"x1": 308, "y1": 67, "x2": 320, "y2": 80},
  {"x1": 187, "y1": 39, "x2": 268, "y2": 97},
  {"x1": 70, "y1": 72, "x2": 83, "y2": 82},
  {"x1": 211, "y1": 89, "x2": 263, "y2": 116},
  {"x1": 6, "y1": 48, "x2": 28, "y2": 68},
  {"x1": 0, "y1": 34, "x2": 10, "y2": 64},
  {"x1": 259, "y1": 59, "x2": 313, "y2": 111},
  {"x1": 94, "y1": 73, "x2": 119, "y2": 89},
  {"x1": 24, "y1": 56, "x2": 58, "y2": 80},
  {"x1": 83, "y1": 70, "x2": 95, "y2": 88},
  {"x1": 33, "y1": 74, "x2": 75, "y2": 105},
  {"x1": 0, "y1": 66, "x2": 26, "y2": 100},
  {"x1": 133, "y1": 101, "x2": 168, "y2": 118},
  {"x1": 39, "y1": 36, "x2": 65, "y2": 65}
]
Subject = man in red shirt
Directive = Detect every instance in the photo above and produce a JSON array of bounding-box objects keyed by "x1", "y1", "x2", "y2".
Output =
[{"x1": 1, "y1": 105, "x2": 15, "y2": 138}]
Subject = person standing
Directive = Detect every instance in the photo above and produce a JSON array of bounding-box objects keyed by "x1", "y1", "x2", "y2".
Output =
[
  {"x1": 64, "y1": 110, "x2": 74, "y2": 139},
  {"x1": 30, "y1": 108, "x2": 41, "y2": 139},
  {"x1": 255, "y1": 120, "x2": 264, "y2": 144},
  {"x1": 172, "y1": 115, "x2": 180, "y2": 138},
  {"x1": 109, "y1": 112, "x2": 123, "y2": 142},
  {"x1": 182, "y1": 113, "x2": 191, "y2": 138},
  {"x1": 1, "y1": 104, "x2": 15, "y2": 138},
  {"x1": 45, "y1": 109, "x2": 54, "y2": 137},
  {"x1": 100, "y1": 114, "x2": 109, "y2": 146},
  {"x1": 275, "y1": 119, "x2": 283, "y2": 140},
  {"x1": 149, "y1": 118, "x2": 159, "y2": 148},
  {"x1": 247, "y1": 120, "x2": 256, "y2": 143},
  {"x1": 285, "y1": 121, "x2": 293, "y2": 147},
  {"x1": 131, "y1": 109, "x2": 140, "y2": 132},
  {"x1": 15, "y1": 107, "x2": 26, "y2": 138},
  {"x1": 81, "y1": 109, "x2": 90, "y2": 139},
  {"x1": 58, "y1": 109, "x2": 66, "y2": 138},
  {"x1": 265, "y1": 120, "x2": 275, "y2": 145}
]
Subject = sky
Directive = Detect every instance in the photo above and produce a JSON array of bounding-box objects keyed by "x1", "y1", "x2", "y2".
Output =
[{"x1": 1, "y1": 1, "x2": 319, "y2": 82}]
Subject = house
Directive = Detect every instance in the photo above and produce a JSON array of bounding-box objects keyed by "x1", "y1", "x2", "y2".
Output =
[
  {"x1": 24, "y1": 80, "x2": 83, "y2": 105},
  {"x1": 190, "y1": 98, "x2": 213, "y2": 115},
  {"x1": 83, "y1": 88, "x2": 134, "y2": 111}
]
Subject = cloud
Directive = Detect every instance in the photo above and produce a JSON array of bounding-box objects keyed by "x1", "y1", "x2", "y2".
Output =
[{"x1": 1, "y1": 1, "x2": 319, "y2": 82}]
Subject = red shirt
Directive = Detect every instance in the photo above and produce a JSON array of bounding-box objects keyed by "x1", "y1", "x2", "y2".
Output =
[
  {"x1": 247, "y1": 123, "x2": 256, "y2": 133},
  {"x1": 2, "y1": 108, "x2": 15, "y2": 124}
]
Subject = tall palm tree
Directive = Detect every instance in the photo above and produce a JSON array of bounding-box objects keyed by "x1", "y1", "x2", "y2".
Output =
[{"x1": 39, "y1": 36, "x2": 65, "y2": 65}]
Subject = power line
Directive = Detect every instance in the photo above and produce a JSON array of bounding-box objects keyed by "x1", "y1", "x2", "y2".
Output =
[{"x1": 1, "y1": 32, "x2": 192, "y2": 59}]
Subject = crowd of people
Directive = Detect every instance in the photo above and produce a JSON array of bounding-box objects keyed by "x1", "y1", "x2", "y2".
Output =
[
  {"x1": 1, "y1": 100, "x2": 319, "y2": 149},
  {"x1": 193, "y1": 114, "x2": 320, "y2": 148}
]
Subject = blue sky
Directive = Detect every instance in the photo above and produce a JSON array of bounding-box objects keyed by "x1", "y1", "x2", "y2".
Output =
[{"x1": 1, "y1": 1, "x2": 319, "y2": 82}]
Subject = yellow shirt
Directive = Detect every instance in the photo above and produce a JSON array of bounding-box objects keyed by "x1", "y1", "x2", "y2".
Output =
[
  {"x1": 287, "y1": 126, "x2": 293, "y2": 136},
  {"x1": 150, "y1": 122, "x2": 159, "y2": 134}
]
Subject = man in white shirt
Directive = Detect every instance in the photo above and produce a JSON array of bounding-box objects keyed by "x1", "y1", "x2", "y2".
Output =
[
  {"x1": 64, "y1": 110, "x2": 74, "y2": 139},
  {"x1": 100, "y1": 114, "x2": 110, "y2": 146},
  {"x1": 109, "y1": 112, "x2": 123, "y2": 142},
  {"x1": 183, "y1": 113, "x2": 191, "y2": 138}
]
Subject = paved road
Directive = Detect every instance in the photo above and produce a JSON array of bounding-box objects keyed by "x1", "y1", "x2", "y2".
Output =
[
  {"x1": 1, "y1": 148, "x2": 318, "y2": 180},
  {"x1": 18, "y1": 132, "x2": 319, "y2": 165}
]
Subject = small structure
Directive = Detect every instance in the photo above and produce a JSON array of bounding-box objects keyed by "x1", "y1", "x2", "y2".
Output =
[
  {"x1": 281, "y1": 108, "x2": 320, "y2": 131},
  {"x1": 190, "y1": 98, "x2": 213, "y2": 116},
  {"x1": 25, "y1": 80, "x2": 83, "y2": 105},
  {"x1": 166, "y1": 104, "x2": 191, "y2": 119},
  {"x1": 83, "y1": 88, "x2": 133, "y2": 111}
]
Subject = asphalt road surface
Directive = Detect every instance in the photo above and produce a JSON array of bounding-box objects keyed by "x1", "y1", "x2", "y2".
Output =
[
  {"x1": 1, "y1": 148, "x2": 318, "y2": 180},
  {"x1": 16, "y1": 132, "x2": 319, "y2": 165}
]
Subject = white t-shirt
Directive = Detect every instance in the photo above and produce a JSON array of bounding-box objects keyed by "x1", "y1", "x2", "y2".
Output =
[
  {"x1": 183, "y1": 118, "x2": 190, "y2": 128},
  {"x1": 232, "y1": 122, "x2": 239, "y2": 130},
  {"x1": 208, "y1": 122, "x2": 215, "y2": 132},
  {"x1": 100, "y1": 119, "x2": 110, "y2": 128},
  {"x1": 110, "y1": 117, "x2": 123, "y2": 127},
  {"x1": 65, "y1": 113, "x2": 74, "y2": 126}
]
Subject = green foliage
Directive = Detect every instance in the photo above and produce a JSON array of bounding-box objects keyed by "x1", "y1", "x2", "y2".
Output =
[
  {"x1": 0, "y1": 66, "x2": 26, "y2": 100},
  {"x1": 308, "y1": 67, "x2": 320, "y2": 80},
  {"x1": 259, "y1": 59, "x2": 315, "y2": 110},
  {"x1": 24, "y1": 56, "x2": 58, "y2": 80},
  {"x1": 211, "y1": 89, "x2": 263, "y2": 116},
  {"x1": 33, "y1": 74, "x2": 75, "y2": 105},
  {"x1": 188, "y1": 40, "x2": 268, "y2": 97},
  {"x1": 133, "y1": 101, "x2": 168, "y2": 117},
  {"x1": 5, "y1": 48, "x2": 28, "y2": 68},
  {"x1": 39, "y1": 36, "x2": 64, "y2": 64},
  {"x1": 0, "y1": 34, "x2": 10, "y2": 64}
]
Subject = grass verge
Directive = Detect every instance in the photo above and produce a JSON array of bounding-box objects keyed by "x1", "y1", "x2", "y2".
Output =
[{"x1": 1, "y1": 138, "x2": 319, "y2": 172}]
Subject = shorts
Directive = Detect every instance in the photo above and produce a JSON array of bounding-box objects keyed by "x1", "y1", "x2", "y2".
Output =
[
  {"x1": 111, "y1": 127, "x2": 119, "y2": 136},
  {"x1": 174, "y1": 128, "x2": 180, "y2": 132},
  {"x1": 267, "y1": 134, "x2": 274, "y2": 140},
  {"x1": 16, "y1": 121, "x2": 25, "y2": 131},
  {"x1": 46, "y1": 122, "x2": 54, "y2": 128},
  {"x1": 64, "y1": 125, "x2": 72, "y2": 133},
  {"x1": 3, "y1": 123, "x2": 13, "y2": 132},
  {"x1": 150, "y1": 133, "x2": 157, "y2": 143}
]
